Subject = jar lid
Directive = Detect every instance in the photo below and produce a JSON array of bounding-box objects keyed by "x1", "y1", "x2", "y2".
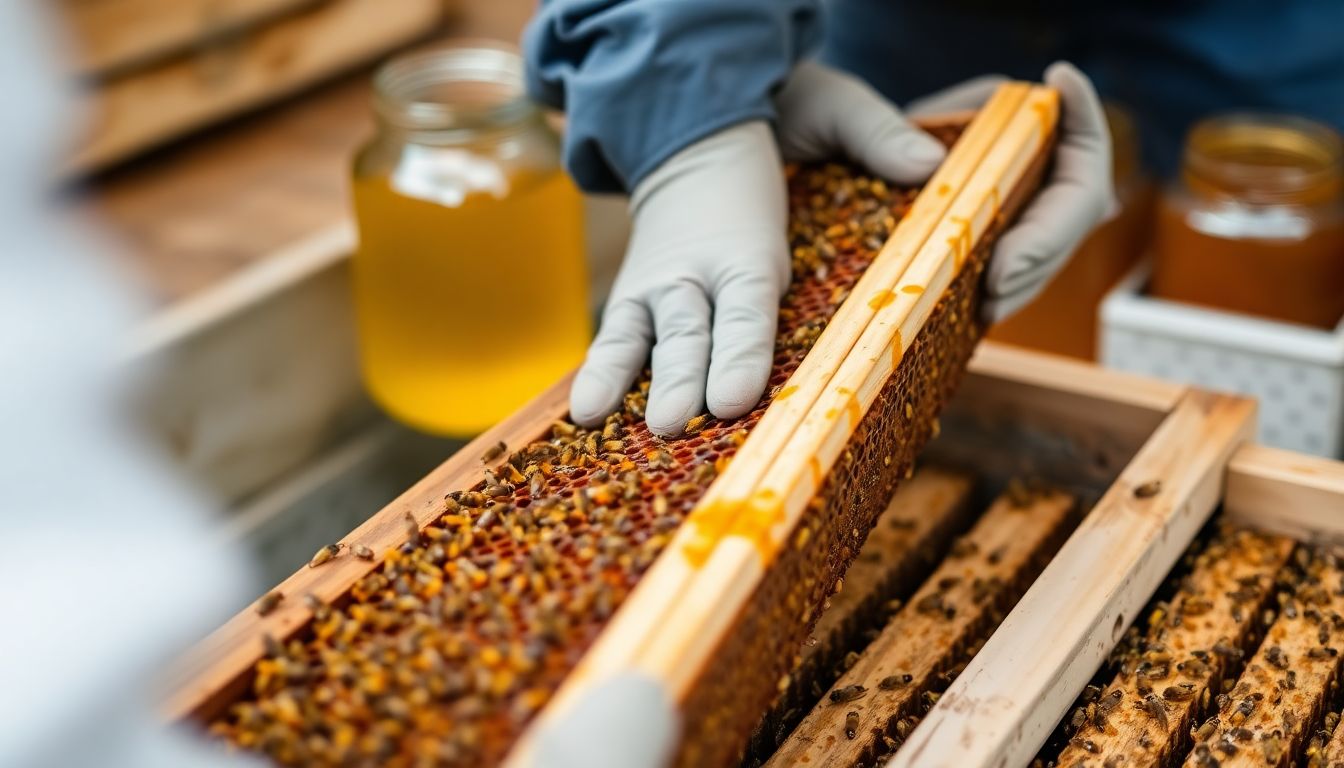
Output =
[
  {"x1": 1182, "y1": 114, "x2": 1344, "y2": 206},
  {"x1": 373, "y1": 40, "x2": 537, "y2": 135}
]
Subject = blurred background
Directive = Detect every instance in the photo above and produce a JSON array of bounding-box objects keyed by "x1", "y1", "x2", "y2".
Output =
[
  {"x1": 52, "y1": 0, "x2": 1344, "y2": 596},
  {"x1": 56, "y1": 0, "x2": 617, "y2": 594}
]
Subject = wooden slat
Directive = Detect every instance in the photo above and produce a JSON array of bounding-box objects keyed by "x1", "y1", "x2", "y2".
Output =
[
  {"x1": 159, "y1": 371, "x2": 571, "y2": 722},
  {"x1": 67, "y1": 0, "x2": 442, "y2": 174},
  {"x1": 893, "y1": 389, "x2": 1258, "y2": 768},
  {"x1": 1226, "y1": 444, "x2": 1344, "y2": 542},
  {"x1": 1053, "y1": 525, "x2": 1294, "y2": 765},
  {"x1": 748, "y1": 468, "x2": 976, "y2": 757},
  {"x1": 766, "y1": 488, "x2": 1076, "y2": 767},
  {"x1": 1183, "y1": 547, "x2": 1344, "y2": 768},
  {"x1": 58, "y1": 0, "x2": 319, "y2": 76}
]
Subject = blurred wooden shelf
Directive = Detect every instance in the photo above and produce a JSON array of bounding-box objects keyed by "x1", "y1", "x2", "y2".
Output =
[{"x1": 74, "y1": 72, "x2": 372, "y2": 306}]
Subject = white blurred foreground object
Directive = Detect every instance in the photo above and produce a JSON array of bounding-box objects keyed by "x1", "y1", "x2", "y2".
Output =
[
  {"x1": 530, "y1": 675, "x2": 679, "y2": 768},
  {"x1": 0, "y1": 4, "x2": 258, "y2": 767}
]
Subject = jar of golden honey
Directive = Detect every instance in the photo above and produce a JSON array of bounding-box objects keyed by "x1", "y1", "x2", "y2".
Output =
[
  {"x1": 351, "y1": 42, "x2": 591, "y2": 436},
  {"x1": 1150, "y1": 114, "x2": 1344, "y2": 329},
  {"x1": 988, "y1": 105, "x2": 1153, "y2": 359}
]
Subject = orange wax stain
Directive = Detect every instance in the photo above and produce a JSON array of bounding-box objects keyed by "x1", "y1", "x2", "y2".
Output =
[
  {"x1": 890, "y1": 330, "x2": 904, "y2": 371},
  {"x1": 937, "y1": 183, "x2": 951, "y2": 195},
  {"x1": 825, "y1": 408, "x2": 839, "y2": 420},
  {"x1": 901, "y1": 285, "x2": 925, "y2": 295},
  {"x1": 844, "y1": 394, "x2": 861, "y2": 428},
  {"x1": 947, "y1": 215, "x2": 972, "y2": 270},
  {"x1": 868, "y1": 290, "x2": 896, "y2": 310},
  {"x1": 807, "y1": 456, "x2": 823, "y2": 487},
  {"x1": 727, "y1": 489, "x2": 787, "y2": 564},
  {"x1": 1031, "y1": 99, "x2": 1056, "y2": 135},
  {"x1": 836, "y1": 386, "x2": 852, "y2": 396},
  {"x1": 776, "y1": 384, "x2": 799, "y2": 400},
  {"x1": 682, "y1": 499, "x2": 744, "y2": 567}
]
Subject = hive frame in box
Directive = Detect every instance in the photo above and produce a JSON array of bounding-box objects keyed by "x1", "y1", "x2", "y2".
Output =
[
  {"x1": 892, "y1": 360, "x2": 1344, "y2": 768},
  {"x1": 162, "y1": 337, "x2": 1291, "y2": 757}
]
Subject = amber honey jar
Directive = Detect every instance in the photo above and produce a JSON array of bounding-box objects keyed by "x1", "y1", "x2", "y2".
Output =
[
  {"x1": 351, "y1": 42, "x2": 591, "y2": 436},
  {"x1": 989, "y1": 105, "x2": 1153, "y2": 359},
  {"x1": 1150, "y1": 114, "x2": 1344, "y2": 329}
]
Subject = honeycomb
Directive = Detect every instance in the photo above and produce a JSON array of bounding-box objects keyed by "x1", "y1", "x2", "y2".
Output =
[{"x1": 211, "y1": 121, "x2": 1050, "y2": 767}]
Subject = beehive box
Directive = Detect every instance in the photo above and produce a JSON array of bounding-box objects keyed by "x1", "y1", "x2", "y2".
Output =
[{"x1": 162, "y1": 87, "x2": 1076, "y2": 766}]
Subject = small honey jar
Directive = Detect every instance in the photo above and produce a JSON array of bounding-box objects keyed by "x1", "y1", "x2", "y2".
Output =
[
  {"x1": 351, "y1": 42, "x2": 591, "y2": 436},
  {"x1": 1150, "y1": 114, "x2": 1344, "y2": 329}
]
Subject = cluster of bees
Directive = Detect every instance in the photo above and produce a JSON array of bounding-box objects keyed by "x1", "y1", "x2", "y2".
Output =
[
  {"x1": 1035, "y1": 523, "x2": 1344, "y2": 768},
  {"x1": 212, "y1": 162, "x2": 922, "y2": 767}
]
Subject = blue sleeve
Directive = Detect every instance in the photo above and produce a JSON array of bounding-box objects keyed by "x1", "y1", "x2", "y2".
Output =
[{"x1": 523, "y1": 0, "x2": 823, "y2": 194}]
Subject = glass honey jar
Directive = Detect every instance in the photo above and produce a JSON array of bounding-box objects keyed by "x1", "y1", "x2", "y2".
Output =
[
  {"x1": 351, "y1": 42, "x2": 591, "y2": 436},
  {"x1": 1150, "y1": 114, "x2": 1344, "y2": 329}
]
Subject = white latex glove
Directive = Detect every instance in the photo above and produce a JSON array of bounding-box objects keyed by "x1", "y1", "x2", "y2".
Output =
[
  {"x1": 906, "y1": 62, "x2": 1116, "y2": 323},
  {"x1": 572, "y1": 62, "x2": 947, "y2": 435}
]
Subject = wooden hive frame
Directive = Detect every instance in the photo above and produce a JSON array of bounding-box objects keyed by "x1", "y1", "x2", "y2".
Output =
[
  {"x1": 163, "y1": 86, "x2": 1060, "y2": 764},
  {"x1": 166, "y1": 84, "x2": 1339, "y2": 767}
]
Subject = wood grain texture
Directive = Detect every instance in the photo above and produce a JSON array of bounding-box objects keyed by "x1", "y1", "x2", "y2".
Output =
[
  {"x1": 1226, "y1": 444, "x2": 1344, "y2": 543},
  {"x1": 1183, "y1": 549, "x2": 1344, "y2": 768},
  {"x1": 766, "y1": 489, "x2": 1077, "y2": 768},
  {"x1": 82, "y1": 74, "x2": 372, "y2": 306},
  {"x1": 748, "y1": 467, "x2": 976, "y2": 758},
  {"x1": 58, "y1": 0, "x2": 320, "y2": 76},
  {"x1": 160, "y1": 371, "x2": 572, "y2": 723},
  {"x1": 67, "y1": 0, "x2": 442, "y2": 174},
  {"x1": 1054, "y1": 525, "x2": 1294, "y2": 766},
  {"x1": 893, "y1": 389, "x2": 1258, "y2": 768}
]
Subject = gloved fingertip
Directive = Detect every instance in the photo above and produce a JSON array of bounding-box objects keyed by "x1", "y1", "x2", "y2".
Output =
[
  {"x1": 644, "y1": 394, "x2": 703, "y2": 438},
  {"x1": 568, "y1": 376, "x2": 618, "y2": 428},
  {"x1": 705, "y1": 368, "x2": 768, "y2": 420},
  {"x1": 869, "y1": 132, "x2": 946, "y2": 184}
]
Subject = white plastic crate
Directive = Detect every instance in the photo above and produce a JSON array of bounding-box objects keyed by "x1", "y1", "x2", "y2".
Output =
[{"x1": 1100, "y1": 265, "x2": 1344, "y2": 458}]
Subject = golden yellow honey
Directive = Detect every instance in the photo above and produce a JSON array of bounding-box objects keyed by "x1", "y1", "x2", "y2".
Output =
[{"x1": 351, "y1": 43, "x2": 590, "y2": 435}]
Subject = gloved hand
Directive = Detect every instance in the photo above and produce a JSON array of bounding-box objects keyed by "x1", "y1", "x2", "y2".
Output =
[
  {"x1": 906, "y1": 62, "x2": 1116, "y2": 323},
  {"x1": 571, "y1": 61, "x2": 948, "y2": 435}
]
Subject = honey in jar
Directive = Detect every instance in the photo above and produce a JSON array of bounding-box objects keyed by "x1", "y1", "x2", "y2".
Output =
[
  {"x1": 1150, "y1": 114, "x2": 1344, "y2": 329},
  {"x1": 351, "y1": 43, "x2": 591, "y2": 436},
  {"x1": 989, "y1": 105, "x2": 1153, "y2": 359}
]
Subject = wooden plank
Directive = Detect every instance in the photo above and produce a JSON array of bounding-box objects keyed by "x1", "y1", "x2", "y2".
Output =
[
  {"x1": 58, "y1": 0, "x2": 319, "y2": 76},
  {"x1": 1183, "y1": 547, "x2": 1344, "y2": 768},
  {"x1": 765, "y1": 488, "x2": 1076, "y2": 767},
  {"x1": 1226, "y1": 444, "x2": 1344, "y2": 542},
  {"x1": 67, "y1": 0, "x2": 442, "y2": 174},
  {"x1": 1053, "y1": 524, "x2": 1294, "y2": 766},
  {"x1": 80, "y1": 73, "x2": 372, "y2": 306},
  {"x1": 748, "y1": 467, "x2": 976, "y2": 758},
  {"x1": 159, "y1": 370, "x2": 571, "y2": 722},
  {"x1": 892, "y1": 389, "x2": 1258, "y2": 768}
]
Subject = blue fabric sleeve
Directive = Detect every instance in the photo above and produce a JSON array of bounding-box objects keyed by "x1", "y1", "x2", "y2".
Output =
[{"x1": 523, "y1": 0, "x2": 823, "y2": 194}]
